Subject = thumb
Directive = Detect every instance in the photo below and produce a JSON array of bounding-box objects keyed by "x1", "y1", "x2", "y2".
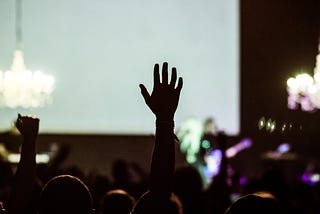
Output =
[{"x1": 139, "y1": 84, "x2": 151, "y2": 105}]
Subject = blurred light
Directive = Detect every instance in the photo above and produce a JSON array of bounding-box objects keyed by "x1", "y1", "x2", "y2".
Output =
[
  {"x1": 8, "y1": 153, "x2": 50, "y2": 164},
  {"x1": 0, "y1": 0, "x2": 55, "y2": 108},
  {"x1": 239, "y1": 176, "x2": 247, "y2": 185},
  {"x1": 254, "y1": 191, "x2": 276, "y2": 200},
  {"x1": 226, "y1": 138, "x2": 252, "y2": 158},
  {"x1": 177, "y1": 118, "x2": 203, "y2": 164},
  {"x1": 311, "y1": 174, "x2": 320, "y2": 183},
  {"x1": 289, "y1": 123, "x2": 293, "y2": 129},
  {"x1": 0, "y1": 50, "x2": 55, "y2": 108},
  {"x1": 258, "y1": 117, "x2": 265, "y2": 130},
  {"x1": 270, "y1": 121, "x2": 276, "y2": 132},
  {"x1": 287, "y1": 40, "x2": 320, "y2": 111},
  {"x1": 201, "y1": 140, "x2": 211, "y2": 149},
  {"x1": 204, "y1": 149, "x2": 222, "y2": 178},
  {"x1": 276, "y1": 143, "x2": 290, "y2": 154},
  {"x1": 226, "y1": 148, "x2": 236, "y2": 158},
  {"x1": 281, "y1": 123, "x2": 287, "y2": 132},
  {"x1": 301, "y1": 172, "x2": 320, "y2": 186},
  {"x1": 265, "y1": 119, "x2": 276, "y2": 133}
]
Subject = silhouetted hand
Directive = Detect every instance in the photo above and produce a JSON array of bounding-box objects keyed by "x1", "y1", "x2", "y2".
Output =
[
  {"x1": 139, "y1": 62, "x2": 183, "y2": 121},
  {"x1": 15, "y1": 113, "x2": 39, "y2": 142},
  {"x1": 7, "y1": 114, "x2": 39, "y2": 213}
]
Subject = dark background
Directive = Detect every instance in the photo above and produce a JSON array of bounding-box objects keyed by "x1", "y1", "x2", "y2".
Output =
[{"x1": 238, "y1": 0, "x2": 320, "y2": 177}]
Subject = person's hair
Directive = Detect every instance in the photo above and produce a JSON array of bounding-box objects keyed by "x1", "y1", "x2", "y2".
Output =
[
  {"x1": 38, "y1": 175, "x2": 93, "y2": 214},
  {"x1": 101, "y1": 189, "x2": 135, "y2": 214},
  {"x1": 131, "y1": 191, "x2": 183, "y2": 214},
  {"x1": 225, "y1": 194, "x2": 280, "y2": 214}
]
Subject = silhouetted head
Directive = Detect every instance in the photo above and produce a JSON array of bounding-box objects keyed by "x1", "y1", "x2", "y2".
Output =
[
  {"x1": 131, "y1": 191, "x2": 183, "y2": 214},
  {"x1": 38, "y1": 175, "x2": 93, "y2": 214},
  {"x1": 112, "y1": 159, "x2": 129, "y2": 184},
  {"x1": 225, "y1": 194, "x2": 280, "y2": 214},
  {"x1": 101, "y1": 189, "x2": 135, "y2": 214}
]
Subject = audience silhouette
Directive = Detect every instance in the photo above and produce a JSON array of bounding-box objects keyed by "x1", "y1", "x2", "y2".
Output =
[
  {"x1": 101, "y1": 189, "x2": 135, "y2": 214},
  {"x1": 38, "y1": 175, "x2": 93, "y2": 214}
]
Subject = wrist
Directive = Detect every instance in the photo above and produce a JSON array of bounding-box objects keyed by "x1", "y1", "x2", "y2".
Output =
[
  {"x1": 23, "y1": 135, "x2": 37, "y2": 142},
  {"x1": 156, "y1": 119, "x2": 174, "y2": 129},
  {"x1": 156, "y1": 114, "x2": 174, "y2": 121}
]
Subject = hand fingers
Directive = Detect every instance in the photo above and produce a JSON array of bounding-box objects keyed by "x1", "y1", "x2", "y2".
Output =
[
  {"x1": 153, "y1": 64, "x2": 160, "y2": 88},
  {"x1": 170, "y1": 67, "x2": 177, "y2": 87},
  {"x1": 16, "y1": 113, "x2": 22, "y2": 127},
  {"x1": 162, "y1": 62, "x2": 168, "y2": 85},
  {"x1": 139, "y1": 84, "x2": 151, "y2": 105},
  {"x1": 176, "y1": 77, "x2": 183, "y2": 93}
]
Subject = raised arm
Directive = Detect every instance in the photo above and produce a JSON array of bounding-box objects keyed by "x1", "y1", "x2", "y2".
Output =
[
  {"x1": 139, "y1": 62, "x2": 183, "y2": 205},
  {"x1": 6, "y1": 114, "x2": 39, "y2": 214}
]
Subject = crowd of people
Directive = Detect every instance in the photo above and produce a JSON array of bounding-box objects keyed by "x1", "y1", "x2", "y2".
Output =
[{"x1": 0, "y1": 62, "x2": 319, "y2": 213}]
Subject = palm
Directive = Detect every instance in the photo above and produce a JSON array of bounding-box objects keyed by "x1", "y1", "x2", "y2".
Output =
[{"x1": 140, "y1": 62, "x2": 183, "y2": 120}]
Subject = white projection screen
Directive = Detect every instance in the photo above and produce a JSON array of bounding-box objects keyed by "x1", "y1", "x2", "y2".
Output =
[{"x1": 0, "y1": 0, "x2": 239, "y2": 135}]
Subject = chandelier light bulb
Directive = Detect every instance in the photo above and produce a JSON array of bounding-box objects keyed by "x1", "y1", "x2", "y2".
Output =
[
  {"x1": 0, "y1": 0, "x2": 55, "y2": 109},
  {"x1": 0, "y1": 50, "x2": 55, "y2": 108},
  {"x1": 287, "y1": 41, "x2": 320, "y2": 111}
]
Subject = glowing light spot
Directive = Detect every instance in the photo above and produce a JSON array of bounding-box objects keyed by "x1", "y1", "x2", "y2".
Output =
[
  {"x1": 314, "y1": 72, "x2": 320, "y2": 83},
  {"x1": 311, "y1": 174, "x2": 320, "y2": 183},
  {"x1": 296, "y1": 73, "x2": 313, "y2": 86},
  {"x1": 287, "y1": 77, "x2": 298, "y2": 89},
  {"x1": 265, "y1": 119, "x2": 276, "y2": 133},
  {"x1": 226, "y1": 148, "x2": 236, "y2": 158},
  {"x1": 226, "y1": 138, "x2": 252, "y2": 158},
  {"x1": 8, "y1": 153, "x2": 50, "y2": 163},
  {"x1": 281, "y1": 123, "x2": 287, "y2": 132},
  {"x1": 204, "y1": 149, "x2": 222, "y2": 178},
  {"x1": 270, "y1": 121, "x2": 276, "y2": 132},
  {"x1": 258, "y1": 117, "x2": 265, "y2": 130},
  {"x1": 276, "y1": 143, "x2": 290, "y2": 154},
  {"x1": 266, "y1": 119, "x2": 272, "y2": 129},
  {"x1": 239, "y1": 176, "x2": 247, "y2": 185},
  {"x1": 186, "y1": 155, "x2": 197, "y2": 164},
  {"x1": 201, "y1": 140, "x2": 211, "y2": 149},
  {"x1": 308, "y1": 85, "x2": 318, "y2": 94}
]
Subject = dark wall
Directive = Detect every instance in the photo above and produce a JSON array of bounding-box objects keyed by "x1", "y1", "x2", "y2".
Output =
[
  {"x1": 241, "y1": 0, "x2": 319, "y2": 132},
  {"x1": 1, "y1": 133, "x2": 187, "y2": 178},
  {"x1": 226, "y1": 0, "x2": 320, "y2": 177},
  {"x1": 241, "y1": 0, "x2": 320, "y2": 151}
]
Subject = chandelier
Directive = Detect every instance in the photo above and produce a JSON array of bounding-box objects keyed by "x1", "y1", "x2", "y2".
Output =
[
  {"x1": 287, "y1": 41, "x2": 320, "y2": 112},
  {"x1": 0, "y1": 0, "x2": 54, "y2": 108}
]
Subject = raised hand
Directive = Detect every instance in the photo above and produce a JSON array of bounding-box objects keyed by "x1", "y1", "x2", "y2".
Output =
[
  {"x1": 139, "y1": 62, "x2": 183, "y2": 121},
  {"x1": 15, "y1": 113, "x2": 39, "y2": 141},
  {"x1": 7, "y1": 114, "x2": 39, "y2": 213}
]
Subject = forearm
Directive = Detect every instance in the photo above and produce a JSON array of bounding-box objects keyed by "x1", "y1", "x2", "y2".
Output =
[
  {"x1": 15, "y1": 137, "x2": 36, "y2": 182},
  {"x1": 6, "y1": 137, "x2": 36, "y2": 213},
  {"x1": 150, "y1": 119, "x2": 175, "y2": 199}
]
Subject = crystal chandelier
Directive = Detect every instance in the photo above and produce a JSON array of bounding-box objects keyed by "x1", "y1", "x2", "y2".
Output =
[
  {"x1": 0, "y1": 0, "x2": 54, "y2": 108},
  {"x1": 287, "y1": 40, "x2": 320, "y2": 112}
]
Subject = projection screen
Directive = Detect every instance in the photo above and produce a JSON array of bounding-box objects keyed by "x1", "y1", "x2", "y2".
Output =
[{"x1": 0, "y1": 0, "x2": 239, "y2": 135}]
